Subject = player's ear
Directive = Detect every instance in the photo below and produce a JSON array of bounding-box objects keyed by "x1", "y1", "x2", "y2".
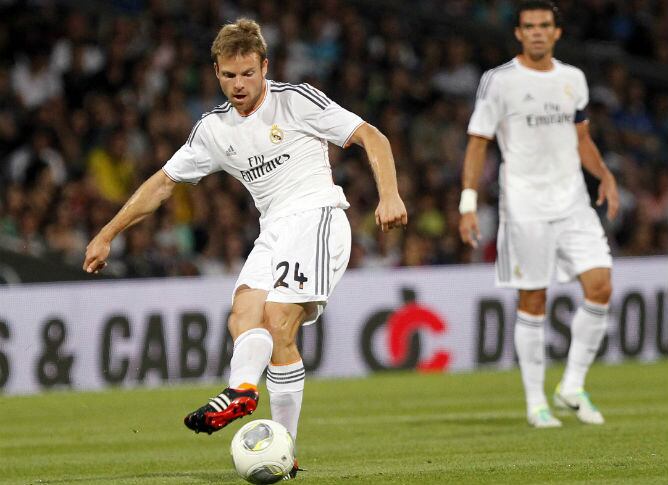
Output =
[
  {"x1": 514, "y1": 26, "x2": 522, "y2": 43},
  {"x1": 554, "y1": 27, "x2": 562, "y2": 41},
  {"x1": 261, "y1": 58, "x2": 268, "y2": 77},
  {"x1": 213, "y1": 62, "x2": 220, "y2": 79}
]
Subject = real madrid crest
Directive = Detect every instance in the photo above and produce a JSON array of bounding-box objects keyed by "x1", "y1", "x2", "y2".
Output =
[
  {"x1": 270, "y1": 124, "x2": 284, "y2": 144},
  {"x1": 564, "y1": 83, "x2": 574, "y2": 99}
]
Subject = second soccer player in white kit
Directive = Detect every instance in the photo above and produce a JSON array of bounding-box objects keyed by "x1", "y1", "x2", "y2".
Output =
[
  {"x1": 83, "y1": 18, "x2": 408, "y2": 474},
  {"x1": 459, "y1": 1, "x2": 619, "y2": 428}
]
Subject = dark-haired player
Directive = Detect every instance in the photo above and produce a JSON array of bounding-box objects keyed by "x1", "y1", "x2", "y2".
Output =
[{"x1": 459, "y1": 1, "x2": 618, "y2": 427}]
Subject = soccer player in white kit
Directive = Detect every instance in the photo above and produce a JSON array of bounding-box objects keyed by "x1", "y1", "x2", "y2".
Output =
[
  {"x1": 459, "y1": 1, "x2": 619, "y2": 428},
  {"x1": 83, "y1": 18, "x2": 408, "y2": 472}
]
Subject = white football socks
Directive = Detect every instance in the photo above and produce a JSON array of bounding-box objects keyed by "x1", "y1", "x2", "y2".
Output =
[
  {"x1": 228, "y1": 328, "x2": 273, "y2": 389},
  {"x1": 561, "y1": 300, "x2": 609, "y2": 394},
  {"x1": 514, "y1": 311, "x2": 547, "y2": 411},
  {"x1": 267, "y1": 360, "x2": 305, "y2": 441}
]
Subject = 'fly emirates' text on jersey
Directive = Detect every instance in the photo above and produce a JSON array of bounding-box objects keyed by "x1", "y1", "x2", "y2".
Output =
[
  {"x1": 163, "y1": 80, "x2": 364, "y2": 228},
  {"x1": 468, "y1": 57, "x2": 591, "y2": 222}
]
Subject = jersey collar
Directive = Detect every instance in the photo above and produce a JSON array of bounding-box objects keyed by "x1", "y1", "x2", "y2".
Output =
[{"x1": 513, "y1": 56, "x2": 562, "y2": 77}]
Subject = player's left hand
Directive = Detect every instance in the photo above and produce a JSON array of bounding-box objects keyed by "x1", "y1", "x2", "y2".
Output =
[
  {"x1": 83, "y1": 234, "x2": 111, "y2": 274},
  {"x1": 597, "y1": 171, "x2": 619, "y2": 221},
  {"x1": 376, "y1": 193, "x2": 408, "y2": 232}
]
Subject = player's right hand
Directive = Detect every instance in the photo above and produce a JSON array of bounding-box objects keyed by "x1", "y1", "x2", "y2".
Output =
[
  {"x1": 459, "y1": 212, "x2": 481, "y2": 248},
  {"x1": 83, "y1": 235, "x2": 111, "y2": 273},
  {"x1": 597, "y1": 171, "x2": 619, "y2": 221}
]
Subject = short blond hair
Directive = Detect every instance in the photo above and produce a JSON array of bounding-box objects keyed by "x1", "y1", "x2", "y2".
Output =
[{"x1": 211, "y1": 18, "x2": 267, "y2": 62}]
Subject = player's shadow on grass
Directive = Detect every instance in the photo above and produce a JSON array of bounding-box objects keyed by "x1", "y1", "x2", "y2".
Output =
[{"x1": 31, "y1": 471, "x2": 239, "y2": 484}]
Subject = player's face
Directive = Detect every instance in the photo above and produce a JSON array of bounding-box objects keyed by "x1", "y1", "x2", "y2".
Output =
[
  {"x1": 514, "y1": 9, "x2": 562, "y2": 61},
  {"x1": 214, "y1": 53, "x2": 268, "y2": 115}
]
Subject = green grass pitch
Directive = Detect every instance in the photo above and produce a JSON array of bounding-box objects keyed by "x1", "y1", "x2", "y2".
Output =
[{"x1": 1, "y1": 360, "x2": 667, "y2": 484}]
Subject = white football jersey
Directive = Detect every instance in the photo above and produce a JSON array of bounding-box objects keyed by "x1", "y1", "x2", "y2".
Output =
[
  {"x1": 468, "y1": 57, "x2": 590, "y2": 221},
  {"x1": 163, "y1": 80, "x2": 364, "y2": 227}
]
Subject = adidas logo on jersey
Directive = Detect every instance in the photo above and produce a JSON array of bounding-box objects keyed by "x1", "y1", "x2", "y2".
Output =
[
  {"x1": 523, "y1": 93, "x2": 534, "y2": 102},
  {"x1": 225, "y1": 145, "x2": 237, "y2": 156}
]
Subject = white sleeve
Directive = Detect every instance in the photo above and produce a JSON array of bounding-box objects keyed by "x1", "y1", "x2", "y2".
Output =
[
  {"x1": 467, "y1": 70, "x2": 504, "y2": 139},
  {"x1": 162, "y1": 119, "x2": 215, "y2": 185},
  {"x1": 576, "y1": 69, "x2": 589, "y2": 111},
  {"x1": 290, "y1": 84, "x2": 364, "y2": 147}
]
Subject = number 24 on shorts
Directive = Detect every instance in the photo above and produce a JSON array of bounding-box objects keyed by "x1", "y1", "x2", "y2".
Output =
[{"x1": 274, "y1": 261, "x2": 308, "y2": 289}]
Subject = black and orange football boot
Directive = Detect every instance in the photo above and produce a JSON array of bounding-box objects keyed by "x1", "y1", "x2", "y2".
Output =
[{"x1": 184, "y1": 387, "x2": 259, "y2": 435}]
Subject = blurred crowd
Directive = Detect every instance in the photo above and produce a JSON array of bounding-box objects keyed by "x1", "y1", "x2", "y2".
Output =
[{"x1": 1, "y1": 0, "x2": 667, "y2": 278}]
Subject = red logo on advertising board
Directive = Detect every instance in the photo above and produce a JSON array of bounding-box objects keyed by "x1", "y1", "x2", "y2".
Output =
[
  {"x1": 360, "y1": 288, "x2": 451, "y2": 372},
  {"x1": 387, "y1": 302, "x2": 450, "y2": 371}
]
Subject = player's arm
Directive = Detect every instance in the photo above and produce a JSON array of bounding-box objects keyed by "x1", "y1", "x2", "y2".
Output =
[
  {"x1": 348, "y1": 122, "x2": 408, "y2": 232},
  {"x1": 458, "y1": 134, "x2": 491, "y2": 248},
  {"x1": 576, "y1": 120, "x2": 619, "y2": 220},
  {"x1": 83, "y1": 169, "x2": 176, "y2": 273}
]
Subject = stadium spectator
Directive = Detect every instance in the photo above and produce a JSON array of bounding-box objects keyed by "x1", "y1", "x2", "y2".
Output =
[
  {"x1": 11, "y1": 48, "x2": 63, "y2": 110},
  {"x1": 7, "y1": 128, "x2": 67, "y2": 187},
  {"x1": 432, "y1": 36, "x2": 480, "y2": 99},
  {"x1": 86, "y1": 128, "x2": 137, "y2": 204}
]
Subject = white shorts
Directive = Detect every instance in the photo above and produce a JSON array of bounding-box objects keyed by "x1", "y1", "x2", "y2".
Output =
[
  {"x1": 496, "y1": 206, "x2": 612, "y2": 289},
  {"x1": 234, "y1": 207, "x2": 351, "y2": 325}
]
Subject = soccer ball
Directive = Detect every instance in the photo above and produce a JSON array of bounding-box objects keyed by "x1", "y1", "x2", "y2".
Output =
[{"x1": 230, "y1": 419, "x2": 295, "y2": 484}]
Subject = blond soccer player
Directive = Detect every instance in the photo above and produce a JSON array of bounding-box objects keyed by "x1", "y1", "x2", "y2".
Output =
[{"x1": 84, "y1": 19, "x2": 407, "y2": 474}]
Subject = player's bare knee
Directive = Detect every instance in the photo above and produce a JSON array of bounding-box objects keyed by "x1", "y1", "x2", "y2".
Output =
[
  {"x1": 264, "y1": 303, "x2": 306, "y2": 349},
  {"x1": 522, "y1": 300, "x2": 546, "y2": 315},
  {"x1": 227, "y1": 310, "x2": 247, "y2": 337},
  {"x1": 518, "y1": 289, "x2": 547, "y2": 315},
  {"x1": 585, "y1": 279, "x2": 612, "y2": 304},
  {"x1": 264, "y1": 318, "x2": 291, "y2": 349},
  {"x1": 264, "y1": 312, "x2": 292, "y2": 346},
  {"x1": 227, "y1": 287, "x2": 268, "y2": 338},
  {"x1": 227, "y1": 308, "x2": 261, "y2": 339}
]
